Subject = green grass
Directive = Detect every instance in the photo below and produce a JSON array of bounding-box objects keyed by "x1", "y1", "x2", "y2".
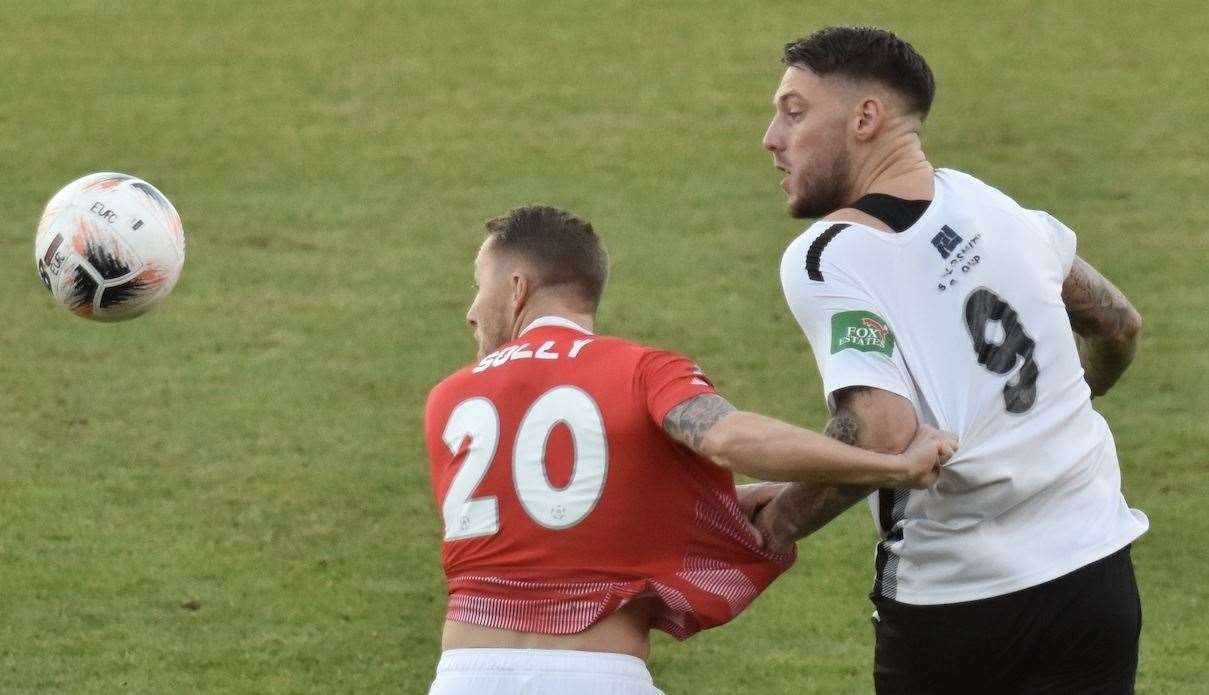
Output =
[{"x1": 1, "y1": 1, "x2": 1206, "y2": 692}]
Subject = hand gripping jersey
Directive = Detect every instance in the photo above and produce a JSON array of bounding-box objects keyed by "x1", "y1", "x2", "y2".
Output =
[
  {"x1": 780, "y1": 169, "x2": 1148, "y2": 605},
  {"x1": 424, "y1": 318, "x2": 794, "y2": 638}
]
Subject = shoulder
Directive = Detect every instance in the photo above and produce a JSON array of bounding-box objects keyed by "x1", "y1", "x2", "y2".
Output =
[
  {"x1": 604, "y1": 339, "x2": 705, "y2": 389},
  {"x1": 425, "y1": 365, "x2": 477, "y2": 412},
  {"x1": 781, "y1": 219, "x2": 852, "y2": 258},
  {"x1": 580, "y1": 333, "x2": 650, "y2": 361},
  {"x1": 548, "y1": 332, "x2": 662, "y2": 378},
  {"x1": 937, "y1": 167, "x2": 996, "y2": 194},
  {"x1": 782, "y1": 220, "x2": 845, "y2": 276},
  {"x1": 938, "y1": 168, "x2": 1029, "y2": 215},
  {"x1": 781, "y1": 219, "x2": 880, "y2": 293},
  {"x1": 623, "y1": 340, "x2": 695, "y2": 373},
  {"x1": 940, "y1": 168, "x2": 1074, "y2": 247}
]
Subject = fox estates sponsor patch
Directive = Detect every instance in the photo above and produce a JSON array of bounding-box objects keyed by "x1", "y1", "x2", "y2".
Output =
[{"x1": 831, "y1": 310, "x2": 895, "y2": 356}]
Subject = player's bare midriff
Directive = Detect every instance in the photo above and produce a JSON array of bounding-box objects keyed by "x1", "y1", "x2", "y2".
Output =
[{"x1": 441, "y1": 598, "x2": 655, "y2": 660}]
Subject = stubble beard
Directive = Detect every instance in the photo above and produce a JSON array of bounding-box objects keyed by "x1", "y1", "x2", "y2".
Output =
[
  {"x1": 475, "y1": 315, "x2": 510, "y2": 360},
  {"x1": 475, "y1": 337, "x2": 493, "y2": 361},
  {"x1": 788, "y1": 145, "x2": 855, "y2": 220}
]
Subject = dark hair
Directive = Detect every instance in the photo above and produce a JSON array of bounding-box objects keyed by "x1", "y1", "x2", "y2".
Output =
[
  {"x1": 783, "y1": 26, "x2": 935, "y2": 119},
  {"x1": 484, "y1": 205, "x2": 609, "y2": 311}
]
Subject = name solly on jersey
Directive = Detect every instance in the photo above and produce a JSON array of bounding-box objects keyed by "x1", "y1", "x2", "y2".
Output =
[{"x1": 472, "y1": 338, "x2": 596, "y2": 373}]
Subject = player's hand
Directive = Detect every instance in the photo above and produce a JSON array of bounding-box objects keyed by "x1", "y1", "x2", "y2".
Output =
[
  {"x1": 895, "y1": 425, "x2": 958, "y2": 489},
  {"x1": 735, "y1": 482, "x2": 786, "y2": 520},
  {"x1": 753, "y1": 502, "x2": 796, "y2": 554},
  {"x1": 735, "y1": 482, "x2": 786, "y2": 546}
]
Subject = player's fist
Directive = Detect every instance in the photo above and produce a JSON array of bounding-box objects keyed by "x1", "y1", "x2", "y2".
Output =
[
  {"x1": 735, "y1": 482, "x2": 786, "y2": 520},
  {"x1": 896, "y1": 425, "x2": 958, "y2": 489},
  {"x1": 753, "y1": 502, "x2": 796, "y2": 554},
  {"x1": 735, "y1": 482, "x2": 787, "y2": 546}
]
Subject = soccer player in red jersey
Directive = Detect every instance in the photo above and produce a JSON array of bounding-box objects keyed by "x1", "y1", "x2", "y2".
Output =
[{"x1": 424, "y1": 205, "x2": 956, "y2": 694}]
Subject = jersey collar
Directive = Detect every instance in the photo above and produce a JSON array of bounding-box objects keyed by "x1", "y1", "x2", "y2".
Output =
[{"x1": 519, "y1": 315, "x2": 593, "y2": 336}]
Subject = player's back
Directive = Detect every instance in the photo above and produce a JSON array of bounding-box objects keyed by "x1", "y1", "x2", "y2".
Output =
[
  {"x1": 425, "y1": 318, "x2": 792, "y2": 638},
  {"x1": 781, "y1": 169, "x2": 1147, "y2": 605}
]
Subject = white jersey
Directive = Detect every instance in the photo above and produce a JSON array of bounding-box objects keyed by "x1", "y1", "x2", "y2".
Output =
[{"x1": 780, "y1": 168, "x2": 1148, "y2": 605}]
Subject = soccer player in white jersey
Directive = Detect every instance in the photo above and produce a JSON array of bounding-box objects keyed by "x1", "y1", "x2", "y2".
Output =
[{"x1": 751, "y1": 26, "x2": 1148, "y2": 693}]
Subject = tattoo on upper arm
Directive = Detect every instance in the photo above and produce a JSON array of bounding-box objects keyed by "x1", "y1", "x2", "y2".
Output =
[
  {"x1": 824, "y1": 386, "x2": 868, "y2": 446},
  {"x1": 823, "y1": 409, "x2": 860, "y2": 446},
  {"x1": 662, "y1": 394, "x2": 737, "y2": 451},
  {"x1": 1062, "y1": 256, "x2": 1140, "y2": 341}
]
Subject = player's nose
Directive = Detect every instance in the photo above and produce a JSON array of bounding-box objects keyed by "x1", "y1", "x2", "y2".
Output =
[{"x1": 762, "y1": 121, "x2": 782, "y2": 152}]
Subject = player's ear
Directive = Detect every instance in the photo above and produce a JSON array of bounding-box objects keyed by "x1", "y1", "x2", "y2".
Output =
[
  {"x1": 853, "y1": 96, "x2": 885, "y2": 142},
  {"x1": 510, "y1": 271, "x2": 530, "y2": 312}
]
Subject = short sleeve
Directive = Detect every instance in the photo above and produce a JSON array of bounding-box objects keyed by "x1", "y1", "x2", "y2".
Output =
[
  {"x1": 1031, "y1": 210, "x2": 1078, "y2": 277},
  {"x1": 639, "y1": 351, "x2": 720, "y2": 425},
  {"x1": 780, "y1": 234, "x2": 915, "y2": 413}
]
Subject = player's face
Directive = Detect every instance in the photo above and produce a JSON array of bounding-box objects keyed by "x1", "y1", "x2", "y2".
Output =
[
  {"x1": 466, "y1": 240, "x2": 513, "y2": 359},
  {"x1": 762, "y1": 67, "x2": 855, "y2": 219}
]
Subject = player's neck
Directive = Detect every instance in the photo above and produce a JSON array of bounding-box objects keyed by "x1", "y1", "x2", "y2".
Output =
[
  {"x1": 849, "y1": 132, "x2": 934, "y2": 202},
  {"x1": 511, "y1": 300, "x2": 595, "y2": 340}
]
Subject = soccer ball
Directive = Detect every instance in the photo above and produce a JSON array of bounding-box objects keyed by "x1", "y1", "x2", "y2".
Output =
[{"x1": 35, "y1": 172, "x2": 186, "y2": 321}]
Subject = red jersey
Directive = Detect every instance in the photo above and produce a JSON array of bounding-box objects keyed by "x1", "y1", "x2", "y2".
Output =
[{"x1": 424, "y1": 318, "x2": 794, "y2": 639}]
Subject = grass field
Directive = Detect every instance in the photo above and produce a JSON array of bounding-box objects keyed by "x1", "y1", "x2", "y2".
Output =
[{"x1": 1, "y1": 1, "x2": 1206, "y2": 692}]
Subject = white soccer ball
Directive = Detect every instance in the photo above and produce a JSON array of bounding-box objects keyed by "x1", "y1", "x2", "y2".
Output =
[{"x1": 35, "y1": 172, "x2": 186, "y2": 321}]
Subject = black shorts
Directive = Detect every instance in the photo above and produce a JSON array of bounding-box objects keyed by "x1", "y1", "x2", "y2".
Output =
[{"x1": 872, "y1": 545, "x2": 1141, "y2": 694}]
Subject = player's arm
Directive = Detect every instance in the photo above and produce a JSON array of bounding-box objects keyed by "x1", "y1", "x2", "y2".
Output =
[
  {"x1": 753, "y1": 387, "x2": 918, "y2": 552},
  {"x1": 661, "y1": 390, "x2": 950, "y2": 489},
  {"x1": 1062, "y1": 256, "x2": 1142, "y2": 398}
]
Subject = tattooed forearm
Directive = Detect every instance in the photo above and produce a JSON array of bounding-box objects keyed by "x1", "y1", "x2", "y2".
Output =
[
  {"x1": 766, "y1": 481, "x2": 870, "y2": 542},
  {"x1": 759, "y1": 405, "x2": 872, "y2": 544},
  {"x1": 1062, "y1": 256, "x2": 1142, "y2": 396},
  {"x1": 662, "y1": 394, "x2": 737, "y2": 451},
  {"x1": 1075, "y1": 332, "x2": 1138, "y2": 397}
]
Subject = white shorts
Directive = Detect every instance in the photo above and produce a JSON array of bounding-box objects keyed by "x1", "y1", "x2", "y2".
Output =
[{"x1": 429, "y1": 648, "x2": 665, "y2": 695}]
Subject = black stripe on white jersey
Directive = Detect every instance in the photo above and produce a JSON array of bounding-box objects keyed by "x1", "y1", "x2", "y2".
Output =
[
  {"x1": 805, "y1": 223, "x2": 850, "y2": 281},
  {"x1": 873, "y1": 488, "x2": 910, "y2": 599}
]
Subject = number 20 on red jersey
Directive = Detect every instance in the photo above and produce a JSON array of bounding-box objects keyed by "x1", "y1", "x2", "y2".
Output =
[{"x1": 440, "y1": 386, "x2": 607, "y2": 541}]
